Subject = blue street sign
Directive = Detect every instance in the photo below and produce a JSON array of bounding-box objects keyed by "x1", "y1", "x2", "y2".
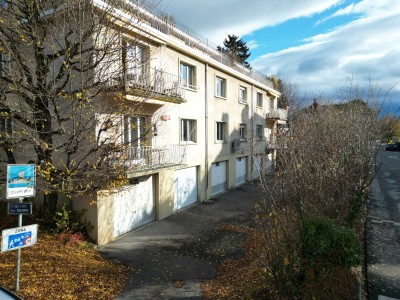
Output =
[
  {"x1": 1, "y1": 225, "x2": 38, "y2": 252},
  {"x1": 7, "y1": 202, "x2": 33, "y2": 215}
]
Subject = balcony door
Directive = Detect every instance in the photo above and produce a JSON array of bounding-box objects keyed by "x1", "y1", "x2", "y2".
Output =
[
  {"x1": 125, "y1": 42, "x2": 145, "y2": 86},
  {"x1": 123, "y1": 115, "x2": 148, "y2": 148}
]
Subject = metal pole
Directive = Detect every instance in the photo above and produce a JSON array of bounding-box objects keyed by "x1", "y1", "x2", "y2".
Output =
[{"x1": 16, "y1": 197, "x2": 23, "y2": 292}]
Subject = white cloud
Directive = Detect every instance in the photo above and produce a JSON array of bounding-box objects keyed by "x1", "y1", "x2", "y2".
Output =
[
  {"x1": 159, "y1": 0, "x2": 343, "y2": 44},
  {"x1": 251, "y1": 0, "x2": 400, "y2": 105},
  {"x1": 246, "y1": 40, "x2": 259, "y2": 50}
]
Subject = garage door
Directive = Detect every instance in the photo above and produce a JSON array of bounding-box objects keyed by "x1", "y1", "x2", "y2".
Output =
[
  {"x1": 174, "y1": 167, "x2": 198, "y2": 211},
  {"x1": 253, "y1": 156, "x2": 262, "y2": 179},
  {"x1": 114, "y1": 175, "x2": 155, "y2": 238},
  {"x1": 236, "y1": 157, "x2": 247, "y2": 186},
  {"x1": 211, "y1": 161, "x2": 227, "y2": 196}
]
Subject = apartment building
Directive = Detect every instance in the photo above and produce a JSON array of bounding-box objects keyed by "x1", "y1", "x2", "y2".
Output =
[{"x1": 0, "y1": 0, "x2": 287, "y2": 245}]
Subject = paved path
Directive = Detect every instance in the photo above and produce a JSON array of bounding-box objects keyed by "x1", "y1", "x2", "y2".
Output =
[
  {"x1": 367, "y1": 147, "x2": 400, "y2": 299},
  {"x1": 100, "y1": 182, "x2": 262, "y2": 299}
]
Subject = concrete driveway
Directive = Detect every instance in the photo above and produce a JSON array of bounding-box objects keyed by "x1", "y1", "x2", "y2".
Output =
[{"x1": 99, "y1": 182, "x2": 262, "y2": 299}]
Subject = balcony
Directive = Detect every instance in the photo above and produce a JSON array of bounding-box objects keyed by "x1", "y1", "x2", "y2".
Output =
[
  {"x1": 108, "y1": 144, "x2": 187, "y2": 172},
  {"x1": 266, "y1": 108, "x2": 288, "y2": 121},
  {"x1": 104, "y1": 65, "x2": 186, "y2": 104}
]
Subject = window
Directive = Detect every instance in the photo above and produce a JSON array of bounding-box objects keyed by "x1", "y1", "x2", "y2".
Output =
[
  {"x1": 1, "y1": 52, "x2": 11, "y2": 77},
  {"x1": 257, "y1": 92, "x2": 263, "y2": 107},
  {"x1": 123, "y1": 115, "x2": 148, "y2": 147},
  {"x1": 181, "y1": 119, "x2": 197, "y2": 142},
  {"x1": 216, "y1": 122, "x2": 226, "y2": 142},
  {"x1": 180, "y1": 62, "x2": 196, "y2": 89},
  {"x1": 125, "y1": 41, "x2": 145, "y2": 84},
  {"x1": 239, "y1": 124, "x2": 247, "y2": 141},
  {"x1": 0, "y1": 109, "x2": 12, "y2": 137},
  {"x1": 256, "y1": 125, "x2": 263, "y2": 139},
  {"x1": 239, "y1": 86, "x2": 247, "y2": 103},
  {"x1": 215, "y1": 76, "x2": 226, "y2": 98}
]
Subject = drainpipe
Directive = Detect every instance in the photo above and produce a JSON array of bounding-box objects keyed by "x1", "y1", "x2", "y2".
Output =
[
  {"x1": 204, "y1": 63, "x2": 209, "y2": 200},
  {"x1": 251, "y1": 85, "x2": 255, "y2": 180}
]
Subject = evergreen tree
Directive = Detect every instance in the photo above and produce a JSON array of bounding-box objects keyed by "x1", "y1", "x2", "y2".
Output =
[{"x1": 218, "y1": 34, "x2": 251, "y2": 68}]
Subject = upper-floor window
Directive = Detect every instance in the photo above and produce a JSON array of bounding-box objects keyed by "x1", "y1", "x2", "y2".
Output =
[
  {"x1": 256, "y1": 125, "x2": 263, "y2": 139},
  {"x1": 215, "y1": 76, "x2": 226, "y2": 98},
  {"x1": 1, "y1": 52, "x2": 11, "y2": 77},
  {"x1": 124, "y1": 41, "x2": 145, "y2": 84},
  {"x1": 181, "y1": 119, "x2": 197, "y2": 143},
  {"x1": 239, "y1": 86, "x2": 247, "y2": 103},
  {"x1": 216, "y1": 122, "x2": 226, "y2": 142},
  {"x1": 257, "y1": 92, "x2": 263, "y2": 107},
  {"x1": 180, "y1": 62, "x2": 196, "y2": 90},
  {"x1": 239, "y1": 124, "x2": 247, "y2": 141}
]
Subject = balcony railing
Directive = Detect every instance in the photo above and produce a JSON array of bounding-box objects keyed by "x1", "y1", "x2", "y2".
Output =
[
  {"x1": 266, "y1": 108, "x2": 288, "y2": 121},
  {"x1": 103, "y1": 64, "x2": 186, "y2": 103},
  {"x1": 124, "y1": 65, "x2": 185, "y2": 101},
  {"x1": 109, "y1": 144, "x2": 187, "y2": 171}
]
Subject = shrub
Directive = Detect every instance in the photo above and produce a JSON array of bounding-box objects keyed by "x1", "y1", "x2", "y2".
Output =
[{"x1": 301, "y1": 216, "x2": 361, "y2": 268}]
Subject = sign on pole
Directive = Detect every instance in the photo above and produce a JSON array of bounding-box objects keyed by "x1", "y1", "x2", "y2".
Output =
[
  {"x1": 7, "y1": 202, "x2": 33, "y2": 215},
  {"x1": 6, "y1": 164, "x2": 36, "y2": 199},
  {"x1": 1, "y1": 224, "x2": 38, "y2": 252}
]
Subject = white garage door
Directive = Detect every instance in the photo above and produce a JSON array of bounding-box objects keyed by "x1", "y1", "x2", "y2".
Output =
[
  {"x1": 211, "y1": 161, "x2": 227, "y2": 196},
  {"x1": 253, "y1": 156, "x2": 262, "y2": 179},
  {"x1": 174, "y1": 167, "x2": 198, "y2": 211},
  {"x1": 114, "y1": 175, "x2": 155, "y2": 238},
  {"x1": 236, "y1": 157, "x2": 247, "y2": 186}
]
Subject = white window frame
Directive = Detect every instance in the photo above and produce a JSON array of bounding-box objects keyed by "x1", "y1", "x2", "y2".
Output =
[
  {"x1": 125, "y1": 41, "x2": 145, "y2": 84},
  {"x1": 123, "y1": 115, "x2": 148, "y2": 147},
  {"x1": 239, "y1": 86, "x2": 247, "y2": 103},
  {"x1": 181, "y1": 119, "x2": 197, "y2": 143},
  {"x1": 180, "y1": 62, "x2": 196, "y2": 90},
  {"x1": 215, "y1": 76, "x2": 227, "y2": 98},
  {"x1": 257, "y1": 92, "x2": 263, "y2": 107},
  {"x1": 239, "y1": 124, "x2": 247, "y2": 141},
  {"x1": 216, "y1": 122, "x2": 226, "y2": 142}
]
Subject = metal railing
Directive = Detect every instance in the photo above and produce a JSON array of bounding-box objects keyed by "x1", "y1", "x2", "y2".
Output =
[
  {"x1": 102, "y1": 63, "x2": 186, "y2": 99},
  {"x1": 266, "y1": 108, "x2": 288, "y2": 121},
  {"x1": 130, "y1": 2, "x2": 274, "y2": 89},
  {"x1": 124, "y1": 65, "x2": 185, "y2": 99},
  {"x1": 119, "y1": 144, "x2": 187, "y2": 170}
]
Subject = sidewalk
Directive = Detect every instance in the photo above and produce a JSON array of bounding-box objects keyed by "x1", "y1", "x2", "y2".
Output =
[{"x1": 99, "y1": 182, "x2": 262, "y2": 299}]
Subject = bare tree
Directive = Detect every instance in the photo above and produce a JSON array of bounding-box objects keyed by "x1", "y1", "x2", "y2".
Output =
[
  {"x1": 255, "y1": 83, "x2": 381, "y2": 297},
  {"x1": 0, "y1": 0, "x2": 160, "y2": 209}
]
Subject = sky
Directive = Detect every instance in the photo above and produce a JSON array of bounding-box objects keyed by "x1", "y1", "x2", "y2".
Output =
[{"x1": 158, "y1": 0, "x2": 400, "y2": 111}]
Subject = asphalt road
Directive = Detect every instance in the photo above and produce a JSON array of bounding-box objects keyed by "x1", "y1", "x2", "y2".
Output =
[{"x1": 367, "y1": 146, "x2": 400, "y2": 299}]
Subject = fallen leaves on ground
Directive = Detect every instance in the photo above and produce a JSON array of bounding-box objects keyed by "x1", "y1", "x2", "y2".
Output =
[
  {"x1": 202, "y1": 224, "x2": 359, "y2": 299},
  {"x1": 0, "y1": 233, "x2": 127, "y2": 299}
]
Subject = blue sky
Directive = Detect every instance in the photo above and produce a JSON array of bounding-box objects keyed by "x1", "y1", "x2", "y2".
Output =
[{"x1": 159, "y1": 0, "x2": 400, "y2": 111}]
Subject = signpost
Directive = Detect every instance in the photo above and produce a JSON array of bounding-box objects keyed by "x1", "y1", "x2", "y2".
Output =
[{"x1": 4, "y1": 164, "x2": 37, "y2": 292}]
